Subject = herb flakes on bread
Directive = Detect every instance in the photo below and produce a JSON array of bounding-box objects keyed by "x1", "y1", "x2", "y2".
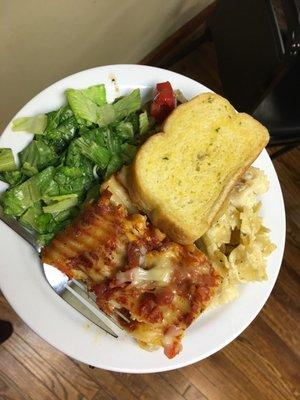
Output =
[{"x1": 128, "y1": 93, "x2": 269, "y2": 244}]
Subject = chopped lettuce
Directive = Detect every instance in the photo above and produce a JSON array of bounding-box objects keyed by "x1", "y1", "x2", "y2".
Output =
[
  {"x1": 67, "y1": 90, "x2": 99, "y2": 124},
  {"x1": 37, "y1": 106, "x2": 79, "y2": 153},
  {"x1": 77, "y1": 85, "x2": 106, "y2": 106},
  {"x1": 113, "y1": 89, "x2": 141, "y2": 121},
  {"x1": 19, "y1": 203, "x2": 43, "y2": 232},
  {"x1": 43, "y1": 193, "x2": 78, "y2": 205},
  {"x1": 125, "y1": 112, "x2": 140, "y2": 134},
  {"x1": 36, "y1": 233, "x2": 55, "y2": 246},
  {"x1": 0, "y1": 170, "x2": 25, "y2": 186},
  {"x1": 12, "y1": 114, "x2": 47, "y2": 134},
  {"x1": 96, "y1": 104, "x2": 115, "y2": 127},
  {"x1": 43, "y1": 194, "x2": 78, "y2": 214},
  {"x1": 0, "y1": 148, "x2": 17, "y2": 171},
  {"x1": 1, "y1": 166, "x2": 56, "y2": 216},
  {"x1": 19, "y1": 140, "x2": 58, "y2": 176},
  {"x1": 46, "y1": 106, "x2": 73, "y2": 131},
  {"x1": 65, "y1": 140, "x2": 93, "y2": 171},
  {"x1": 1, "y1": 83, "x2": 151, "y2": 245},
  {"x1": 105, "y1": 155, "x2": 123, "y2": 178},
  {"x1": 76, "y1": 136, "x2": 110, "y2": 169},
  {"x1": 139, "y1": 111, "x2": 149, "y2": 135},
  {"x1": 121, "y1": 143, "x2": 137, "y2": 164},
  {"x1": 81, "y1": 127, "x2": 107, "y2": 147},
  {"x1": 67, "y1": 84, "x2": 106, "y2": 125},
  {"x1": 67, "y1": 87, "x2": 141, "y2": 128},
  {"x1": 102, "y1": 128, "x2": 121, "y2": 154},
  {"x1": 113, "y1": 121, "x2": 134, "y2": 142},
  {"x1": 54, "y1": 165, "x2": 93, "y2": 196}
]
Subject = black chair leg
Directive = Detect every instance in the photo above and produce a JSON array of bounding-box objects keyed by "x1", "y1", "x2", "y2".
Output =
[{"x1": 0, "y1": 320, "x2": 13, "y2": 344}]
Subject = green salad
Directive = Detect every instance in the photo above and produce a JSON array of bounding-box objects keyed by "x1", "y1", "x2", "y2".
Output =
[{"x1": 0, "y1": 84, "x2": 151, "y2": 245}]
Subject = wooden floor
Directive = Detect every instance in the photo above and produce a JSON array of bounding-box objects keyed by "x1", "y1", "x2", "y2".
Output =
[{"x1": 1, "y1": 44, "x2": 300, "y2": 400}]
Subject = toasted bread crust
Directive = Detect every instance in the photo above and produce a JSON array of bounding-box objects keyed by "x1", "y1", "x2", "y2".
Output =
[{"x1": 128, "y1": 93, "x2": 269, "y2": 244}]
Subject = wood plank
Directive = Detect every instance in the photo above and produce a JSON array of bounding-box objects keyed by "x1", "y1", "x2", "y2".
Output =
[
  {"x1": 200, "y1": 352, "x2": 263, "y2": 400},
  {"x1": 272, "y1": 262, "x2": 299, "y2": 312},
  {"x1": 196, "y1": 357, "x2": 252, "y2": 400},
  {"x1": 261, "y1": 296, "x2": 300, "y2": 357},
  {"x1": 76, "y1": 364, "x2": 137, "y2": 400},
  {"x1": 222, "y1": 332, "x2": 298, "y2": 400},
  {"x1": 3, "y1": 333, "x2": 82, "y2": 400},
  {"x1": 0, "y1": 371, "x2": 30, "y2": 400},
  {"x1": 117, "y1": 373, "x2": 159, "y2": 400},
  {"x1": 184, "y1": 384, "x2": 208, "y2": 400},
  {"x1": 0, "y1": 347, "x2": 58, "y2": 400},
  {"x1": 240, "y1": 317, "x2": 300, "y2": 398},
  {"x1": 0, "y1": 295, "x2": 99, "y2": 400},
  {"x1": 140, "y1": 373, "x2": 185, "y2": 400},
  {"x1": 180, "y1": 364, "x2": 230, "y2": 400},
  {"x1": 160, "y1": 370, "x2": 190, "y2": 395},
  {"x1": 92, "y1": 389, "x2": 116, "y2": 400}
]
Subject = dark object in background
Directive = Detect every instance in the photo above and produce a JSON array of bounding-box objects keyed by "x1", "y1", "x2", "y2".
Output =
[
  {"x1": 159, "y1": 0, "x2": 300, "y2": 157},
  {"x1": 0, "y1": 320, "x2": 13, "y2": 344},
  {"x1": 209, "y1": 0, "x2": 300, "y2": 153}
]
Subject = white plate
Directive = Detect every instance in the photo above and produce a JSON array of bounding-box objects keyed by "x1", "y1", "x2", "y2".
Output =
[{"x1": 0, "y1": 65, "x2": 285, "y2": 373}]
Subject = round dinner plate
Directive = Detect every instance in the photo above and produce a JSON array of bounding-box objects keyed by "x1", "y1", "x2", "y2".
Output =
[{"x1": 0, "y1": 65, "x2": 285, "y2": 373}]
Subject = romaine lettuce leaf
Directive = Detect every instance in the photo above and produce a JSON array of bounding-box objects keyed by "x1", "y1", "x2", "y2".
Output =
[
  {"x1": 54, "y1": 165, "x2": 93, "y2": 196},
  {"x1": 19, "y1": 203, "x2": 43, "y2": 232},
  {"x1": 0, "y1": 148, "x2": 17, "y2": 171},
  {"x1": 139, "y1": 111, "x2": 149, "y2": 135},
  {"x1": 113, "y1": 89, "x2": 141, "y2": 121},
  {"x1": 43, "y1": 194, "x2": 78, "y2": 214},
  {"x1": 67, "y1": 87, "x2": 141, "y2": 128},
  {"x1": 0, "y1": 170, "x2": 25, "y2": 186},
  {"x1": 66, "y1": 84, "x2": 106, "y2": 125},
  {"x1": 125, "y1": 112, "x2": 140, "y2": 134},
  {"x1": 113, "y1": 121, "x2": 134, "y2": 142},
  {"x1": 19, "y1": 140, "x2": 58, "y2": 176},
  {"x1": 44, "y1": 119, "x2": 78, "y2": 153},
  {"x1": 41, "y1": 106, "x2": 78, "y2": 153},
  {"x1": 12, "y1": 115, "x2": 47, "y2": 134},
  {"x1": 67, "y1": 89, "x2": 100, "y2": 124},
  {"x1": 105, "y1": 154, "x2": 123, "y2": 178},
  {"x1": 65, "y1": 140, "x2": 93, "y2": 171},
  {"x1": 78, "y1": 84, "x2": 106, "y2": 106},
  {"x1": 1, "y1": 166, "x2": 56, "y2": 216},
  {"x1": 121, "y1": 143, "x2": 137, "y2": 163},
  {"x1": 46, "y1": 106, "x2": 73, "y2": 131},
  {"x1": 76, "y1": 137, "x2": 110, "y2": 169}
]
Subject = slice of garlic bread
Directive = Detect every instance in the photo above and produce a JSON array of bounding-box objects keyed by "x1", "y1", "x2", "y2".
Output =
[{"x1": 128, "y1": 93, "x2": 269, "y2": 244}]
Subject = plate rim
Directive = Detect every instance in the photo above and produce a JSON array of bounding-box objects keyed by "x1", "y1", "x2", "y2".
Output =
[{"x1": 0, "y1": 64, "x2": 286, "y2": 373}]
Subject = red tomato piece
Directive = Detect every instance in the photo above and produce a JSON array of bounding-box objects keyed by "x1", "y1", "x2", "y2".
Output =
[{"x1": 150, "y1": 81, "x2": 176, "y2": 123}]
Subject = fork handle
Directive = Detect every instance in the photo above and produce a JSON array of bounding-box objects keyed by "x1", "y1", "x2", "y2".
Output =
[{"x1": 0, "y1": 208, "x2": 38, "y2": 251}]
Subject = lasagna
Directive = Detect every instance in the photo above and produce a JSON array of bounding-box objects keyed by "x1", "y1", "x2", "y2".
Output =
[{"x1": 42, "y1": 174, "x2": 221, "y2": 358}]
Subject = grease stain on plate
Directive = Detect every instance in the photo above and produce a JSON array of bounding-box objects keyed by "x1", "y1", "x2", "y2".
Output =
[{"x1": 108, "y1": 73, "x2": 120, "y2": 94}]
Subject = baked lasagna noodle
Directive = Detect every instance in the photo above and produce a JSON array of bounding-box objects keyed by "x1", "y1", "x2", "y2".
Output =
[{"x1": 42, "y1": 176, "x2": 221, "y2": 358}]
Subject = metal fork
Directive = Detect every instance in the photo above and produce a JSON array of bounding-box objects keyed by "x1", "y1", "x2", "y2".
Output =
[{"x1": 0, "y1": 208, "x2": 123, "y2": 338}]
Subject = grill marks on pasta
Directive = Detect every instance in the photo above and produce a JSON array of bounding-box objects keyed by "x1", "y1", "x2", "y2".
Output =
[
  {"x1": 42, "y1": 184, "x2": 221, "y2": 358},
  {"x1": 42, "y1": 190, "x2": 130, "y2": 282}
]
